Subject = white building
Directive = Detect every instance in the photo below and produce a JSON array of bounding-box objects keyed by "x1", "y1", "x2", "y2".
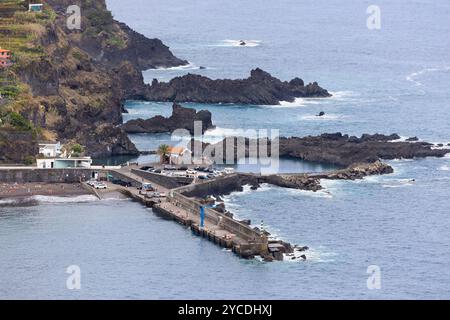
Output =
[
  {"x1": 168, "y1": 146, "x2": 192, "y2": 165},
  {"x1": 38, "y1": 142, "x2": 61, "y2": 158},
  {"x1": 29, "y1": 4, "x2": 43, "y2": 12},
  {"x1": 36, "y1": 157, "x2": 92, "y2": 169},
  {"x1": 36, "y1": 141, "x2": 92, "y2": 169}
]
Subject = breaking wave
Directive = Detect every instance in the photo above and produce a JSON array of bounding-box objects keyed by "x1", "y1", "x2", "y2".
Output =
[
  {"x1": 0, "y1": 195, "x2": 98, "y2": 207},
  {"x1": 406, "y1": 66, "x2": 450, "y2": 86},
  {"x1": 271, "y1": 91, "x2": 357, "y2": 108},
  {"x1": 154, "y1": 62, "x2": 200, "y2": 71}
]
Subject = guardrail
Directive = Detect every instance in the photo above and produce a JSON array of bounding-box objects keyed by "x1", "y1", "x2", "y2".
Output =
[{"x1": 169, "y1": 191, "x2": 264, "y2": 243}]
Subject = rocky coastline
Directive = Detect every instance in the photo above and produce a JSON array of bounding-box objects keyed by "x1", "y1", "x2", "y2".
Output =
[
  {"x1": 144, "y1": 68, "x2": 331, "y2": 105},
  {"x1": 195, "y1": 133, "x2": 449, "y2": 167},
  {"x1": 0, "y1": 0, "x2": 188, "y2": 162},
  {"x1": 122, "y1": 103, "x2": 214, "y2": 135}
]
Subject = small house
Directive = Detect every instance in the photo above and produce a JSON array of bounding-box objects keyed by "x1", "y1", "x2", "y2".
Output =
[
  {"x1": 28, "y1": 3, "x2": 43, "y2": 12},
  {"x1": 36, "y1": 141, "x2": 92, "y2": 169},
  {"x1": 168, "y1": 146, "x2": 192, "y2": 165},
  {"x1": 0, "y1": 48, "x2": 12, "y2": 68},
  {"x1": 0, "y1": 48, "x2": 12, "y2": 60},
  {"x1": 38, "y1": 141, "x2": 62, "y2": 158},
  {"x1": 36, "y1": 157, "x2": 93, "y2": 169}
]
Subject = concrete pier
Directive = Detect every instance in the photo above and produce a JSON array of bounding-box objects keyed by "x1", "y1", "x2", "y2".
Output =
[{"x1": 103, "y1": 168, "x2": 272, "y2": 259}]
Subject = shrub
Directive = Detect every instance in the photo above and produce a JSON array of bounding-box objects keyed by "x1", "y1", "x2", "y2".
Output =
[
  {"x1": 6, "y1": 112, "x2": 32, "y2": 131},
  {"x1": 23, "y1": 155, "x2": 34, "y2": 166}
]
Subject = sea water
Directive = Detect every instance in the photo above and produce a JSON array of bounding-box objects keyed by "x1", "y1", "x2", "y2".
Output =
[{"x1": 1, "y1": 0, "x2": 449, "y2": 299}]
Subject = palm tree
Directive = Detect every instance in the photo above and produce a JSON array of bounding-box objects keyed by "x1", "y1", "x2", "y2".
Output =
[{"x1": 157, "y1": 144, "x2": 170, "y2": 164}]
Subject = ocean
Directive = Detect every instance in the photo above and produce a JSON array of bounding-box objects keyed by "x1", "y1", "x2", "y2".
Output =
[{"x1": 1, "y1": 0, "x2": 449, "y2": 299}]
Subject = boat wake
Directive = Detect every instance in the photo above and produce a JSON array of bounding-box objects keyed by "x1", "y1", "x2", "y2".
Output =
[{"x1": 216, "y1": 39, "x2": 262, "y2": 47}]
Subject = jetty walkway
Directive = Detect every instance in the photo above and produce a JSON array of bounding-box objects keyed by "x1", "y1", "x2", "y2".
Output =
[{"x1": 92, "y1": 166, "x2": 275, "y2": 260}]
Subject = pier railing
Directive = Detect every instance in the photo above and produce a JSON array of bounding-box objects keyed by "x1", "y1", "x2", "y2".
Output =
[{"x1": 169, "y1": 191, "x2": 264, "y2": 243}]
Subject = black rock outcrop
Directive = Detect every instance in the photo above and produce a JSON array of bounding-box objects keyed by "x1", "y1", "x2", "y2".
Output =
[
  {"x1": 194, "y1": 133, "x2": 449, "y2": 167},
  {"x1": 144, "y1": 68, "x2": 331, "y2": 105},
  {"x1": 122, "y1": 103, "x2": 214, "y2": 135}
]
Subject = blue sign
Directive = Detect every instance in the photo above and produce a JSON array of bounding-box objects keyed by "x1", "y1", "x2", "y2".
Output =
[{"x1": 200, "y1": 206, "x2": 205, "y2": 228}]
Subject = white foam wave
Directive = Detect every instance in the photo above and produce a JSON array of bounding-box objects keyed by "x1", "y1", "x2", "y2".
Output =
[
  {"x1": 274, "y1": 98, "x2": 322, "y2": 108},
  {"x1": 300, "y1": 114, "x2": 345, "y2": 121},
  {"x1": 154, "y1": 62, "x2": 199, "y2": 71},
  {"x1": 431, "y1": 143, "x2": 450, "y2": 150},
  {"x1": 31, "y1": 195, "x2": 99, "y2": 203},
  {"x1": 217, "y1": 40, "x2": 262, "y2": 47},
  {"x1": 283, "y1": 246, "x2": 338, "y2": 263},
  {"x1": 439, "y1": 165, "x2": 450, "y2": 171},
  {"x1": 406, "y1": 66, "x2": 450, "y2": 86},
  {"x1": 285, "y1": 187, "x2": 333, "y2": 199},
  {"x1": 0, "y1": 199, "x2": 17, "y2": 205},
  {"x1": 269, "y1": 91, "x2": 356, "y2": 108},
  {"x1": 328, "y1": 90, "x2": 357, "y2": 100},
  {"x1": 380, "y1": 178, "x2": 416, "y2": 188}
]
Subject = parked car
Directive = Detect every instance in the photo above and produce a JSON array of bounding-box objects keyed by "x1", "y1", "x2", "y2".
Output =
[
  {"x1": 140, "y1": 166, "x2": 154, "y2": 171},
  {"x1": 153, "y1": 169, "x2": 162, "y2": 174},
  {"x1": 186, "y1": 169, "x2": 197, "y2": 175},
  {"x1": 164, "y1": 165, "x2": 177, "y2": 170},
  {"x1": 93, "y1": 182, "x2": 107, "y2": 189},
  {"x1": 198, "y1": 175, "x2": 208, "y2": 180},
  {"x1": 224, "y1": 167, "x2": 235, "y2": 174},
  {"x1": 141, "y1": 183, "x2": 154, "y2": 192},
  {"x1": 111, "y1": 179, "x2": 132, "y2": 187},
  {"x1": 87, "y1": 180, "x2": 97, "y2": 187}
]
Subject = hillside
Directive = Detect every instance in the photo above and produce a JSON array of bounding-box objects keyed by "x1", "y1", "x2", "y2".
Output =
[{"x1": 0, "y1": 0, "x2": 187, "y2": 163}]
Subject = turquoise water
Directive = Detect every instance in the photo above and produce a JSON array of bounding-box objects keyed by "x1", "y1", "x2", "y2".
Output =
[{"x1": 1, "y1": 0, "x2": 450, "y2": 299}]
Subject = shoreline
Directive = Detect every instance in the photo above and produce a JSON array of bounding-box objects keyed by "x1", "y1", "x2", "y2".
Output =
[{"x1": 0, "y1": 182, "x2": 90, "y2": 201}]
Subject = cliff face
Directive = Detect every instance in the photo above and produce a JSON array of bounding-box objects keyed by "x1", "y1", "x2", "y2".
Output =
[
  {"x1": 122, "y1": 103, "x2": 214, "y2": 134},
  {"x1": 145, "y1": 68, "x2": 331, "y2": 105},
  {"x1": 0, "y1": 0, "x2": 187, "y2": 162}
]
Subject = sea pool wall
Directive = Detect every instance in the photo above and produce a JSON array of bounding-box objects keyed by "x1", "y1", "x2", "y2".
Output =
[{"x1": 0, "y1": 168, "x2": 94, "y2": 183}]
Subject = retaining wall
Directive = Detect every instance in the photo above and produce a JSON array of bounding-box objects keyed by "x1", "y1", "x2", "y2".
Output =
[
  {"x1": 0, "y1": 168, "x2": 94, "y2": 183},
  {"x1": 131, "y1": 169, "x2": 193, "y2": 189}
]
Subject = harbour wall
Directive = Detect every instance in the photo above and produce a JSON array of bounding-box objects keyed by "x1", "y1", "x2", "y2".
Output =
[
  {"x1": 0, "y1": 168, "x2": 94, "y2": 183},
  {"x1": 131, "y1": 169, "x2": 193, "y2": 189}
]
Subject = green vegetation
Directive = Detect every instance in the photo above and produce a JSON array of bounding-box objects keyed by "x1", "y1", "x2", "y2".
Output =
[
  {"x1": 87, "y1": 10, "x2": 114, "y2": 32},
  {"x1": 106, "y1": 34, "x2": 127, "y2": 49},
  {"x1": 0, "y1": 0, "x2": 55, "y2": 134},
  {"x1": 157, "y1": 144, "x2": 170, "y2": 164},
  {"x1": 62, "y1": 142, "x2": 86, "y2": 157},
  {"x1": 23, "y1": 155, "x2": 34, "y2": 165},
  {"x1": 0, "y1": 111, "x2": 32, "y2": 131}
]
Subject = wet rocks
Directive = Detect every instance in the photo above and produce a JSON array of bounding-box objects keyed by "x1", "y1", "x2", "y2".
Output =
[
  {"x1": 278, "y1": 133, "x2": 449, "y2": 167},
  {"x1": 199, "y1": 133, "x2": 448, "y2": 168},
  {"x1": 144, "y1": 68, "x2": 331, "y2": 105},
  {"x1": 122, "y1": 103, "x2": 214, "y2": 134},
  {"x1": 319, "y1": 161, "x2": 394, "y2": 180},
  {"x1": 263, "y1": 174, "x2": 322, "y2": 191}
]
